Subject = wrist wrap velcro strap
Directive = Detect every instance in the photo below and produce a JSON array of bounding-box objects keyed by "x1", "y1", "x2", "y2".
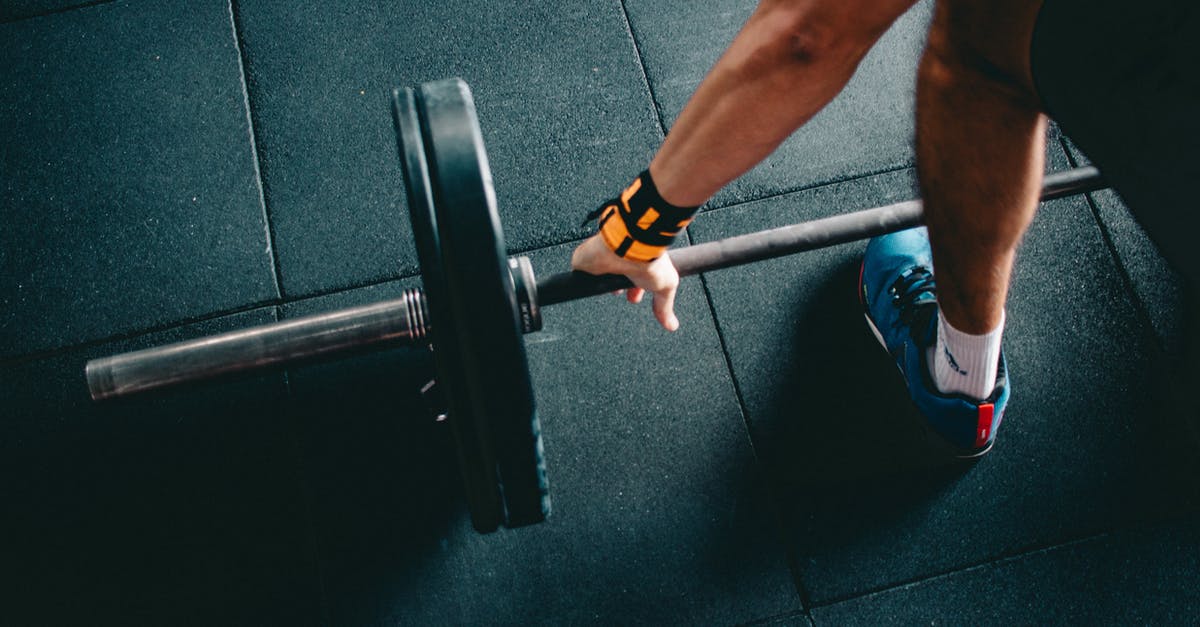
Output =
[{"x1": 582, "y1": 170, "x2": 699, "y2": 262}]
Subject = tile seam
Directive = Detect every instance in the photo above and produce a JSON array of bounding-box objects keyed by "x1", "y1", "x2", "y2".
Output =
[
  {"x1": 275, "y1": 270, "x2": 421, "y2": 310},
  {"x1": 616, "y1": 0, "x2": 668, "y2": 138},
  {"x1": 738, "y1": 608, "x2": 813, "y2": 626},
  {"x1": 273, "y1": 302, "x2": 333, "y2": 627},
  {"x1": 227, "y1": 0, "x2": 286, "y2": 301},
  {"x1": 806, "y1": 506, "x2": 1200, "y2": 611},
  {"x1": 0, "y1": 300, "x2": 280, "y2": 370},
  {"x1": 510, "y1": 164, "x2": 919, "y2": 258},
  {"x1": 689, "y1": 229, "x2": 815, "y2": 611},
  {"x1": 1059, "y1": 137, "x2": 1170, "y2": 356},
  {"x1": 700, "y1": 164, "x2": 916, "y2": 214},
  {"x1": 805, "y1": 530, "x2": 1116, "y2": 610},
  {"x1": 0, "y1": 269, "x2": 428, "y2": 369},
  {"x1": 0, "y1": 0, "x2": 115, "y2": 25}
]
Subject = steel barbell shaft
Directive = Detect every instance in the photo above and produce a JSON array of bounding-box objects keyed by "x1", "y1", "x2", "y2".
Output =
[
  {"x1": 86, "y1": 166, "x2": 1104, "y2": 400},
  {"x1": 536, "y1": 166, "x2": 1105, "y2": 305},
  {"x1": 86, "y1": 289, "x2": 430, "y2": 400}
]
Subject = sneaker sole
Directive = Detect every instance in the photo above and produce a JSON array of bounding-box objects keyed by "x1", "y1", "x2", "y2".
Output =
[{"x1": 858, "y1": 260, "x2": 993, "y2": 460}]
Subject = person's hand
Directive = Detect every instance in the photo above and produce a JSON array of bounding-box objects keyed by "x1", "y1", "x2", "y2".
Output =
[{"x1": 570, "y1": 234, "x2": 680, "y2": 331}]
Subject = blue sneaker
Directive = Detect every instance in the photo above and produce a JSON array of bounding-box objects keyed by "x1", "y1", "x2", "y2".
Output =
[{"x1": 859, "y1": 227, "x2": 1010, "y2": 458}]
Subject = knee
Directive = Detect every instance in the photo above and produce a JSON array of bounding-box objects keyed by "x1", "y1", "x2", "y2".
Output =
[
  {"x1": 782, "y1": 18, "x2": 844, "y2": 66},
  {"x1": 753, "y1": 0, "x2": 887, "y2": 70},
  {"x1": 919, "y1": 27, "x2": 984, "y2": 96},
  {"x1": 919, "y1": 0, "x2": 1042, "y2": 104}
]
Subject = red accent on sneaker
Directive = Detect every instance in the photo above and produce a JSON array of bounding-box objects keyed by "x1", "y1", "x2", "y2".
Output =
[
  {"x1": 858, "y1": 261, "x2": 866, "y2": 305},
  {"x1": 975, "y1": 403, "x2": 994, "y2": 448}
]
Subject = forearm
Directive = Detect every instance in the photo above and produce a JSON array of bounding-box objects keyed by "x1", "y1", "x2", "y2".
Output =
[{"x1": 650, "y1": 0, "x2": 914, "y2": 207}]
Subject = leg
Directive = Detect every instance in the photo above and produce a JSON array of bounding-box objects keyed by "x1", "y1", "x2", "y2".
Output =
[
  {"x1": 861, "y1": 0, "x2": 1045, "y2": 454},
  {"x1": 916, "y1": 0, "x2": 1046, "y2": 335},
  {"x1": 1031, "y1": 0, "x2": 1200, "y2": 289},
  {"x1": 651, "y1": 0, "x2": 918, "y2": 206}
]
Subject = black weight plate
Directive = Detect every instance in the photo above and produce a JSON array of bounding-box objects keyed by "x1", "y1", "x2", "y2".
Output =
[
  {"x1": 391, "y1": 85, "x2": 505, "y2": 532},
  {"x1": 417, "y1": 78, "x2": 550, "y2": 529}
]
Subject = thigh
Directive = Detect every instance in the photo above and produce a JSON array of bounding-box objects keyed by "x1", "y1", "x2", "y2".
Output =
[
  {"x1": 927, "y1": 0, "x2": 1045, "y2": 98},
  {"x1": 1031, "y1": 0, "x2": 1200, "y2": 288}
]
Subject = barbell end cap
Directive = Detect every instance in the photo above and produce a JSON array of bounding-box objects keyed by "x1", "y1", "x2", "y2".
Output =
[{"x1": 85, "y1": 358, "x2": 116, "y2": 402}]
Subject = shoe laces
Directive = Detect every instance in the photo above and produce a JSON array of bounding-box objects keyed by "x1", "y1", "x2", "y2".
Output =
[{"x1": 888, "y1": 266, "x2": 937, "y2": 329}]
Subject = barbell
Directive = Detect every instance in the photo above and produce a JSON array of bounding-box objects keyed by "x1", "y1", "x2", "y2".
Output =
[{"x1": 85, "y1": 78, "x2": 1107, "y2": 533}]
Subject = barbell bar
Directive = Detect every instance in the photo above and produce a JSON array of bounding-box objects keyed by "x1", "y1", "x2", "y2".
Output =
[
  {"x1": 538, "y1": 164, "x2": 1104, "y2": 304},
  {"x1": 84, "y1": 78, "x2": 1107, "y2": 533},
  {"x1": 85, "y1": 156, "x2": 1105, "y2": 399}
]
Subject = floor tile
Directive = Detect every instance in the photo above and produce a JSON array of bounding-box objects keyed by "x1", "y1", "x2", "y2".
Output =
[
  {"x1": 0, "y1": 0, "x2": 278, "y2": 360},
  {"x1": 0, "y1": 308, "x2": 321, "y2": 625},
  {"x1": 235, "y1": 0, "x2": 662, "y2": 298},
  {"x1": 689, "y1": 146, "x2": 1199, "y2": 604},
  {"x1": 811, "y1": 515, "x2": 1200, "y2": 625},
  {"x1": 1062, "y1": 139, "x2": 1187, "y2": 354},
  {"x1": 0, "y1": 0, "x2": 93, "y2": 22},
  {"x1": 280, "y1": 243, "x2": 800, "y2": 624},
  {"x1": 624, "y1": 0, "x2": 932, "y2": 208}
]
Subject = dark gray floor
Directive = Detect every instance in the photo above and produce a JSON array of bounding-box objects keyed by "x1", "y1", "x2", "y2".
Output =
[
  {"x1": 3, "y1": 0, "x2": 1197, "y2": 624},
  {"x1": 234, "y1": 0, "x2": 663, "y2": 297},
  {"x1": 691, "y1": 141, "x2": 1199, "y2": 606},
  {"x1": 811, "y1": 515, "x2": 1200, "y2": 625},
  {"x1": 0, "y1": 0, "x2": 277, "y2": 358}
]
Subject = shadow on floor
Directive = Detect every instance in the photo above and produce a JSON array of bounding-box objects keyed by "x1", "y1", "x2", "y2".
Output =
[
  {"x1": 748, "y1": 257, "x2": 1200, "y2": 573},
  {"x1": 285, "y1": 345, "x2": 464, "y2": 615},
  {"x1": 2, "y1": 341, "x2": 322, "y2": 623},
  {"x1": 750, "y1": 258, "x2": 972, "y2": 486}
]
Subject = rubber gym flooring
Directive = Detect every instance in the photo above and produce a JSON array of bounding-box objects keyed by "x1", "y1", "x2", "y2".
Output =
[{"x1": 3, "y1": 0, "x2": 1198, "y2": 624}]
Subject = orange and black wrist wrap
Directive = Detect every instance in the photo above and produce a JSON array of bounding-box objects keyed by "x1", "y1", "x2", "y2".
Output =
[{"x1": 583, "y1": 171, "x2": 699, "y2": 262}]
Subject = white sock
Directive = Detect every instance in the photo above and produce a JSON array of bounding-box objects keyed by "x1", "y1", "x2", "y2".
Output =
[{"x1": 925, "y1": 308, "x2": 1004, "y2": 400}]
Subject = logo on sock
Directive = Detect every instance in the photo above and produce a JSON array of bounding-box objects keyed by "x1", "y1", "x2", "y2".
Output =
[{"x1": 944, "y1": 346, "x2": 968, "y2": 376}]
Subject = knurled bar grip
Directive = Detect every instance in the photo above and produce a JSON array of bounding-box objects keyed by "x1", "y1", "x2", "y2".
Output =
[
  {"x1": 87, "y1": 289, "x2": 430, "y2": 400},
  {"x1": 86, "y1": 166, "x2": 1103, "y2": 401},
  {"x1": 537, "y1": 166, "x2": 1105, "y2": 305}
]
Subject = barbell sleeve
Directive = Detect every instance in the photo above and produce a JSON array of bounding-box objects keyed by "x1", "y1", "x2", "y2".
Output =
[
  {"x1": 86, "y1": 289, "x2": 430, "y2": 400},
  {"x1": 536, "y1": 166, "x2": 1105, "y2": 306}
]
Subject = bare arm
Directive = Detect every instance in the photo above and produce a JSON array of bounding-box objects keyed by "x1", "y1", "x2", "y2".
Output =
[
  {"x1": 650, "y1": 0, "x2": 917, "y2": 205},
  {"x1": 574, "y1": 0, "x2": 917, "y2": 329}
]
